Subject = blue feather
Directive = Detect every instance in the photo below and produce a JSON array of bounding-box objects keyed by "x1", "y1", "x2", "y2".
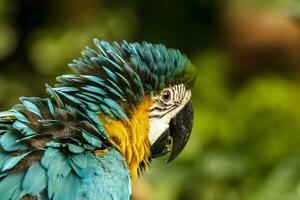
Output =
[
  {"x1": 81, "y1": 46, "x2": 98, "y2": 58},
  {"x1": 0, "y1": 130, "x2": 28, "y2": 151},
  {"x1": 81, "y1": 75, "x2": 104, "y2": 85},
  {"x1": 100, "y1": 104, "x2": 115, "y2": 119},
  {"x1": 22, "y1": 162, "x2": 47, "y2": 195},
  {"x1": 47, "y1": 176, "x2": 60, "y2": 200},
  {"x1": 16, "y1": 134, "x2": 39, "y2": 142},
  {"x1": 82, "y1": 86, "x2": 106, "y2": 96},
  {"x1": 82, "y1": 130, "x2": 102, "y2": 148},
  {"x1": 56, "y1": 90, "x2": 83, "y2": 105},
  {"x1": 68, "y1": 160, "x2": 85, "y2": 178},
  {"x1": 46, "y1": 84, "x2": 64, "y2": 108},
  {"x1": 125, "y1": 88, "x2": 139, "y2": 102},
  {"x1": 76, "y1": 93, "x2": 98, "y2": 103},
  {"x1": 106, "y1": 84, "x2": 125, "y2": 101},
  {"x1": 85, "y1": 111, "x2": 107, "y2": 135},
  {"x1": 0, "y1": 111, "x2": 11, "y2": 117},
  {"x1": 107, "y1": 79, "x2": 125, "y2": 96},
  {"x1": 72, "y1": 59, "x2": 93, "y2": 70},
  {"x1": 94, "y1": 39, "x2": 109, "y2": 57},
  {"x1": 12, "y1": 111, "x2": 28, "y2": 123},
  {"x1": 116, "y1": 72, "x2": 131, "y2": 87},
  {"x1": 82, "y1": 92, "x2": 103, "y2": 101},
  {"x1": 54, "y1": 87, "x2": 80, "y2": 93},
  {"x1": 0, "y1": 172, "x2": 25, "y2": 200},
  {"x1": 56, "y1": 74, "x2": 81, "y2": 83},
  {"x1": 20, "y1": 98, "x2": 42, "y2": 118},
  {"x1": 68, "y1": 144, "x2": 84, "y2": 154},
  {"x1": 0, "y1": 153, "x2": 8, "y2": 170},
  {"x1": 61, "y1": 172, "x2": 80, "y2": 200},
  {"x1": 48, "y1": 172, "x2": 79, "y2": 200},
  {"x1": 41, "y1": 148, "x2": 60, "y2": 168},
  {"x1": 83, "y1": 144, "x2": 95, "y2": 151},
  {"x1": 102, "y1": 56, "x2": 123, "y2": 71},
  {"x1": 83, "y1": 101, "x2": 101, "y2": 111},
  {"x1": 47, "y1": 152, "x2": 71, "y2": 178},
  {"x1": 47, "y1": 99, "x2": 55, "y2": 116},
  {"x1": 69, "y1": 153, "x2": 87, "y2": 169},
  {"x1": 46, "y1": 141, "x2": 66, "y2": 148},
  {"x1": 102, "y1": 66, "x2": 118, "y2": 82},
  {"x1": 13, "y1": 121, "x2": 36, "y2": 136},
  {"x1": 12, "y1": 121, "x2": 28, "y2": 131},
  {"x1": 45, "y1": 151, "x2": 72, "y2": 179},
  {"x1": 2, "y1": 151, "x2": 31, "y2": 172},
  {"x1": 11, "y1": 183, "x2": 27, "y2": 200},
  {"x1": 103, "y1": 98, "x2": 128, "y2": 121}
]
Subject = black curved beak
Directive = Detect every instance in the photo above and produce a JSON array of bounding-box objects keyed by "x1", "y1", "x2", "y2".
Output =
[{"x1": 151, "y1": 100, "x2": 193, "y2": 162}]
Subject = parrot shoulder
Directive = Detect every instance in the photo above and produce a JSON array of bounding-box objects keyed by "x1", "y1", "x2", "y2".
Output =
[{"x1": 0, "y1": 95, "x2": 131, "y2": 200}]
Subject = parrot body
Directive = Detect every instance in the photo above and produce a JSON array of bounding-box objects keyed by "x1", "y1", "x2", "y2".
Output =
[{"x1": 0, "y1": 40, "x2": 196, "y2": 200}]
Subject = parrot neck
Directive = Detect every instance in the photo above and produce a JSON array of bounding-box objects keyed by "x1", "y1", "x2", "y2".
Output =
[{"x1": 98, "y1": 96, "x2": 152, "y2": 180}]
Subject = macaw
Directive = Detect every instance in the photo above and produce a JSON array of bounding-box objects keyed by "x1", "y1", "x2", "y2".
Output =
[{"x1": 0, "y1": 39, "x2": 196, "y2": 200}]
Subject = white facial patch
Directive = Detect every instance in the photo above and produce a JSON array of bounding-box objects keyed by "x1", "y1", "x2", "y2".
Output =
[{"x1": 149, "y1": 84, "x2": 192, "y2": 145}]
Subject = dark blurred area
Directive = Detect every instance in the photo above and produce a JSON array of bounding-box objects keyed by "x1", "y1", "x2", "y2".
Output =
[{"x1": 1, "y1": 0, "x2": 300, "y2": 199}]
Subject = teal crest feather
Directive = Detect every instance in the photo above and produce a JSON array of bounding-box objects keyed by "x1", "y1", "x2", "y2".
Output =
[
  {"x1": 0, "y1": 39, "x2": 195, "y2": 200},
  {"x1": 56, "y1": 39, "x2": 195, "y2": 120}
]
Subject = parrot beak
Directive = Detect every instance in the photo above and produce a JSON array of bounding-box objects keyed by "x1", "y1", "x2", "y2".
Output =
[{"x1": 150, "y1": 100, "x2": 193, "y2": 162}]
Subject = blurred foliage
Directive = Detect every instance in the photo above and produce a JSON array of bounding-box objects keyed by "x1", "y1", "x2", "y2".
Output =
[
  {"x1": 146, "y1": 50, "x2": 300, "y2": 200},
  {"x1": 0, "y1": 0, "x2": 300, "y2": 200}
]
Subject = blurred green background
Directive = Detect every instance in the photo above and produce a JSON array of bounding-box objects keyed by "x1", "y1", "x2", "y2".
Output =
[{"x1": 1, "y1": 0, "x2": 300, "y2": 199}]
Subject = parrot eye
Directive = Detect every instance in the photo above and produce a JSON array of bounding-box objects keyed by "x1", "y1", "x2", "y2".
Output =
[{"x1": 162, "y1": 90, "x2": 171, "y2": 102}]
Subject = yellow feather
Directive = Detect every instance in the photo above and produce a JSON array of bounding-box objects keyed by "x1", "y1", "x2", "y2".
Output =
[{"x1": 98, "y1": 96, "x2": 152, "y2": 180}]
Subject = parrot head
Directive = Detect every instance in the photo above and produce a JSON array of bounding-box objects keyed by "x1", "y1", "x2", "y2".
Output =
[
  {"x1": 149, "y1": 84, "x2": 193, "y2": 163},
  {"x1": 57, "y1": 39, "x2": 196, "y2": 178}
]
